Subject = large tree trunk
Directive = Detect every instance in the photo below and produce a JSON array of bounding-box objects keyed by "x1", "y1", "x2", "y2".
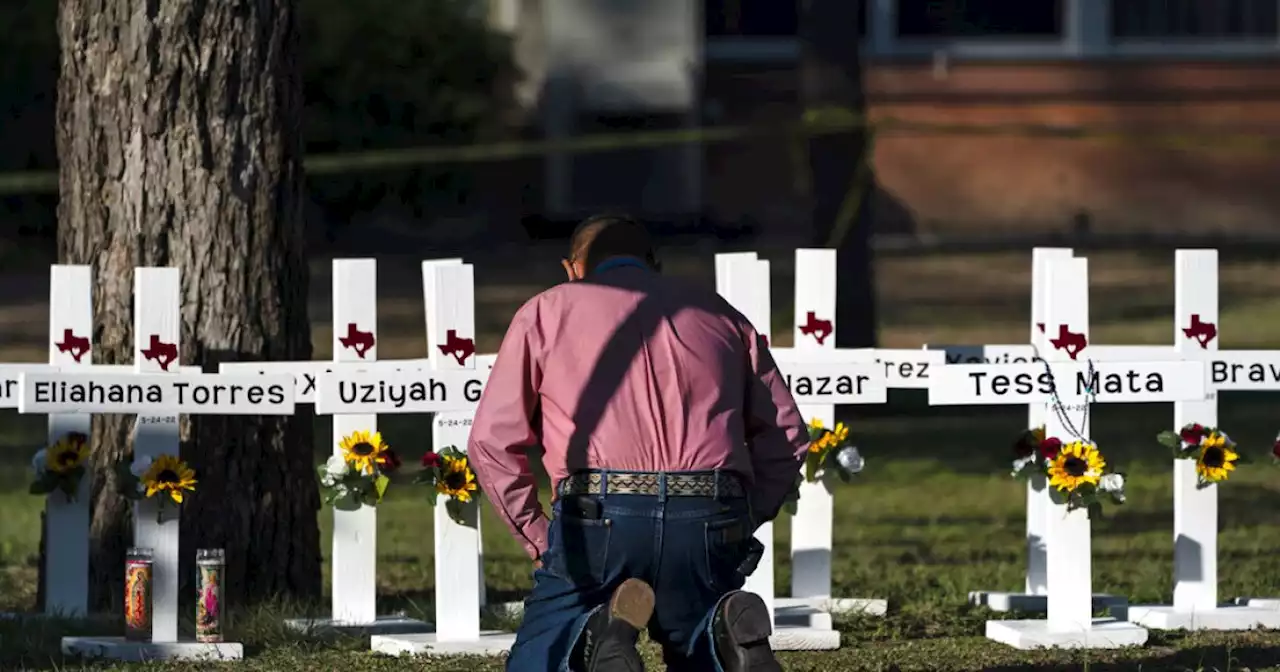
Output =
[
  {"x1": 800, "y1": 0, "x2": 877, "y2": 348},
  {"x1": 55, "y1": 0, "x2": 321, "y2": 611}
]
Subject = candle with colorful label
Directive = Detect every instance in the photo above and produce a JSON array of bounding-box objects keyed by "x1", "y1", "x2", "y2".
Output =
[
  {"x1": 124, "y1": 548, "x2": 153, "y2": 641},
  {"x1": 196, "y1": 548, "x2": 225, "y2": 643}
]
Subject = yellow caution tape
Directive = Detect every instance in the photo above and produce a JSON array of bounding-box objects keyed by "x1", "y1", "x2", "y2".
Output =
[{"x1": 1, "y1": 115, "x2": 1276, "y2": 197}]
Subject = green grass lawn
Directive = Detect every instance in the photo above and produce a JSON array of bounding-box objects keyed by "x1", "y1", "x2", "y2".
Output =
[
  {"x1": 0, "y1": 398, "x2": 1279, "y2": 671},
  {"x1": 0, "y1": 249, "x2": 1278, "y2": 669}
]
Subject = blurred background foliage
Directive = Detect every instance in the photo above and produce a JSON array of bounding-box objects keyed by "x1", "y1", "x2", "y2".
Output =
[{"x1": 0, "y1": 0, "x2": 517, "y2": 234}]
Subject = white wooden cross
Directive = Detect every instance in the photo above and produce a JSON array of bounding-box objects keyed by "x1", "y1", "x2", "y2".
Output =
[
  {"x1": 5, "y1": 266, "x2": 204, "y2": 622},
  {"x1": 314, "y1": 261, "x2": 512, "y2": 657},
  {"x1": 20, "y1": 266, "x2": 296, "y2": 661},
  {"x1": 929, "y1": 256, "x2": 1205, "y2": 649},
  {"x1": 0, "y1": 265, "x2": 95, "y2": 618},
  {"x1": 735, "y1": 249, "x2": 896, "y2": 633},
  {"x1": 221, "y1": 259, "x2": 447, "y2": 634},
  {"x1": 1128, "y1": 250, "x2": 1280, "y2": 630},
  {"x1": 714, "y1": 251, "x2": 886, "y2": 652},
  {"x1": 930, "y1": 248, "x2": 1167, "y2": 614}
]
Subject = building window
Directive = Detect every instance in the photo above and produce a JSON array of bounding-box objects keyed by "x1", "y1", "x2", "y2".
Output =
[
  {"x1": 705, "y1": 0, "x2": 800, "y2": 37},
  {"x1": 896, "y1": 0, "x2": 1064, "y2": 37},
  {"x1": 704, "y1": 0, "x2": 870, "y2": 37},
  {"x1": 1111, "y1": 0, "x2": 1279, "y2": 39}
]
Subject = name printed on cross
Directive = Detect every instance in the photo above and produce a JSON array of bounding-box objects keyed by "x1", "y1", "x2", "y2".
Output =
[
  {"x1": 929, "y1": 345, "x2": 1039, "y2": 366},
  {"x1": 851, "y1": 349, "x2": 946, "y2": 389},
  {"x1": 778, "y1": 363, "x2": 886, "y2": 404},
  {"x1": 18, "y1": 372, "x2": 297, "y2": 415},
  {"x1": 314, "y1": 369, "x2": 489, "y2": 414},
  {"x1": 927, "y1": 361, "x2": 1206, "y2": 406},
  {"x1": 218, "y1": 359, "x2": 434, "y2": 403},
  {"x1": 0, "y1": 364, "x2": 56, "y2": 409},
  {"x1": 1209, "y1": 351, "x2": 1280, "y2": 390}
]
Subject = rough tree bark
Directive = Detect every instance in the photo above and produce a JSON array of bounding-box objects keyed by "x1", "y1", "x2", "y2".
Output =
[
  {"x1": 800, "y1": 0, "x2": 877, "y2": 348},
  {"x1": 54, "y1": 0, "x2": 320, "y2": 610}
]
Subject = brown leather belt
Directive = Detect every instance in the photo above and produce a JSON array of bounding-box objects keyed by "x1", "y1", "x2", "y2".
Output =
[{"x1": 558, "y1": 470, "x2": 745, "y2": 498}]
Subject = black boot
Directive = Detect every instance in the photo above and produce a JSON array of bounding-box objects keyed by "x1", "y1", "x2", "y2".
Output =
[
  {"x1": 712, "y1": 591, "x2": 782, "y2": 672},
  {"x1": 573, "y1": 578, "x2": 654, "y2": 672}
]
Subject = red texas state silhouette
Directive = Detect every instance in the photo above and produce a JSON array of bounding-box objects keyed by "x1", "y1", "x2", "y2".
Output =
[
  {"x1": 1049, "y1": 325, "x2": 1087, "y2": 360},
  {"x1": 140, "y1": 335, "x2": 178, "y2": 371},
  {"x1": 338, "y1": 323, "x2": 376, "y2": 359},
  {"x1": 1182, "y1": 314, "x2": 1217, "y2": 349},
  {"x1": 55, "y1": 329, "x2": 91, "y2": 362},
  {"x1": 437, "y1": 330, "x2": 476, "y2": 365},
  {"x1": 798, "y1": 312, "x2": 833, "y2": 345}
]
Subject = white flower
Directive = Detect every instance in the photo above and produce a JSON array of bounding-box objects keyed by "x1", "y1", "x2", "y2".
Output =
[
  {"x1": 1099, "y1": 473, "x2": 1124, "y2": 492},
  {"x1": 1011, "y1": 454, "x2": 1036, "y2": 476},
  {"x1": 320, "y1": 473, "x2": 337, "y2": 488},
  {"x1": 31, "y1": 450, "x2": 47, "y2": 476},
  {"x1": 333, "y1": 483, "x2": 349, "y2": 498},
  {"x1": 324, "y1": 455, "x2": 350, "y2": 477},
  {"x1": 130, "y1": 455, "x2": 153, "y2": 478}
]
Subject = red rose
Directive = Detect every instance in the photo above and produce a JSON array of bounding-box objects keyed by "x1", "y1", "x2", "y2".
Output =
[
  {"x1": 1180, "y1": 424, "x2": 1207, "y2": 445},
  {"x1": 420, "y1": 451, "x2": 441, "y2": 469},
  {"x1": 1272, "y1": 438, "x2": 1280, "y2": 460},
  {"x1": 1039, "y1": 437, "x2": 1062, "y2": 460},
  {"x1": 380, "y1": 449, "x2": 402, "y2": 473}
]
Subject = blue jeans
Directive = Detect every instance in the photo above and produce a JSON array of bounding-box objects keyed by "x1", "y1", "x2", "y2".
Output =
[{"x1": 506, "y1": 490, "x2": 752, "y2": 672}]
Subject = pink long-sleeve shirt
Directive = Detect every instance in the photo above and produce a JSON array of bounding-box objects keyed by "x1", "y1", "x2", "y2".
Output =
[{"x1": 467, "y1": 264, "x2": 811, "y2": 560}]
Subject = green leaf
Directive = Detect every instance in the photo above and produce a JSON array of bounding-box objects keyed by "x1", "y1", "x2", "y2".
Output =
[
  {"x1": 1087, "y1": 502, "x2": 1104, "y2": 520},
  {"x1": 803, "y1": 452, "x2": 819, "y2": 483},
  {"x1": 334, "y1": 494, "x2": 363, "y2": 512},
  {"x1": 373, "y1": 475, "x2": 390, "y2": 501},
  {"x1": 445, "y1": 499, "x2": 465, "y2": 526},
  {"x1": 1156, "y1": 431, "x2": 1180, "y2": 449},
  {"x1": 1047, "y1": 486, "x2": 1067, "y2": 506}
]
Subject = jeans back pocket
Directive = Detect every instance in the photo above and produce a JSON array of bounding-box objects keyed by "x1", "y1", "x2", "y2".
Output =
[
  {"x1": 703, "y1": 515, "x2": 750, "y2": 595},
  {"x1": 545, "y1": 508, "x2": 613, "y2": 587}
]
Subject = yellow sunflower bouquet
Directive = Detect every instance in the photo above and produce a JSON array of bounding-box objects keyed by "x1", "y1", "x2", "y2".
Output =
[
  {"x1": 115, "y1": 453, "x2": 198, "y2": 523},
  {"x1": 804, "y1": 418, "x2": 865, "y2": 484},
  {"x1": 317, "y1": 430, "x2": 402, "y2": 510},
  {"x1": 1045, "y1": 440, "x2": 1126, "y2": 514},
  {"x1": 30, "y1": 432, "x2": 91, "y2": 501},
  {"x1": 1157, "y1": 423, "x2": 1244, "y2": 487},
  {"x1": 413, "y1": 446, "x2": 480, "y2": 525}
]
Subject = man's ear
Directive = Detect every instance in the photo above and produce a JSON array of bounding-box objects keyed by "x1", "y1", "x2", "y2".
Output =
[{"x1": 562, "y1": 258, "x2": 583, "y2": 281}]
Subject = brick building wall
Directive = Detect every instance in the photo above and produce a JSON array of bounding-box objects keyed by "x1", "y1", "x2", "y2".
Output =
[{"x1": 703, "y1": 59, "x2": 1280, "y2": 238}]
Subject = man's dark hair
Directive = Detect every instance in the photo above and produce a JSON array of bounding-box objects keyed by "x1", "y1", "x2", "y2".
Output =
[{"x1": 568, "y1": 214, "x2": 659, "y2": 272}]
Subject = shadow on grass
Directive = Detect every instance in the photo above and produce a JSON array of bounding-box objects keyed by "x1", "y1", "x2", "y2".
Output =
[{"x1": 979, "y1": 642, "x2": 1280, "y2": 672}]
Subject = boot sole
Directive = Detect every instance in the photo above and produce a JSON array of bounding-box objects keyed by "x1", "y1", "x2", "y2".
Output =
[
  {"x1": 608, "y1": 578, "x2": 655, "y2": 630},
  {"x1": 719, "y1": 592, "x2": 783, "y2": 672}
]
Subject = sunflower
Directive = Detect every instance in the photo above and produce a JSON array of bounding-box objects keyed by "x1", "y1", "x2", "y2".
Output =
[
  {"x1": 807, "y1": 419, "x2": 848, "y2": 454},
  {"x1": 1047, "y1": 441, "x2": 1105, "y2": 493},
  {"x1": 45, "y1": 434, "x2": 89, "y2": 474},
  {"x1": 339, "y1": 430, "x2": 388, "y2": 475},
  {"x1": 1196, "y1": 432, "x2": 1238, "y2": 483},
  {"x1": 142, "y1": 455, "x2": 197, "y2": 504},
  {"x1": 436, "y1": 455, "x2": 478, "y2": 503}
]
